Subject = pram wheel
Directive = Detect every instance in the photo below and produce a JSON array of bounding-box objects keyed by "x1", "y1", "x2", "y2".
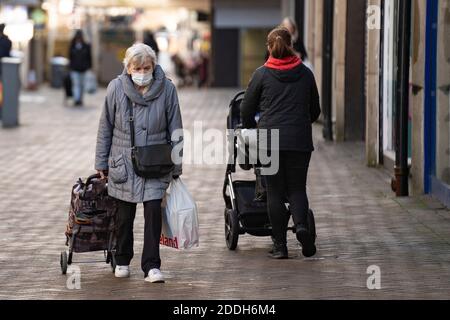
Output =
[
  {"x1": 224, "y1": 209, "x2": 239, "y2": 250},
  {"x1": 60, "y1": 251, "x2": 68, "y2": 275}
]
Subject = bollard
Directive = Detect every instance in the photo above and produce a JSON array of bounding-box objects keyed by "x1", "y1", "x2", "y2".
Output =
[
  {"x1": 50, "y1": 57, "x2": 69, "y2": 89},
  {"x1": 1, "y1": 57, "x2": 21, "y2": 128}
]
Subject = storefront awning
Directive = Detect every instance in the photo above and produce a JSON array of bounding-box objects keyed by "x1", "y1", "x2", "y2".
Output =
[
  {"x1": 77, "y1": 0, "x2": 210, "y2": 12},
  {"x1": 1, "y1": 0, "x2": 40, "y2": 5}
]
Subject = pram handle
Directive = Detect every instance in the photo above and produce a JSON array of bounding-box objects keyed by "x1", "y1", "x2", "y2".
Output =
[{"x1": 229, "y1": 91, "x2": 245, "y2": 107}]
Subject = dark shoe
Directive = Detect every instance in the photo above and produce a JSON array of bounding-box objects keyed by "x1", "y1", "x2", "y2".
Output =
[
  {"x1": 296, "y1": 224, "x2": 316, "y2": 258},
  {"x1": 268, "y1": 242, "x2": 288, "y2": 259},
  {"x1": 74, "y1": 100, "x2": 83, "y2": 106}
]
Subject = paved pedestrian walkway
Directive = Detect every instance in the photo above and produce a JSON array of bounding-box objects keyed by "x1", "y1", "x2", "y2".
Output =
[{"x1": 0, "y1": 86, "x2": 449, "y2": 299}]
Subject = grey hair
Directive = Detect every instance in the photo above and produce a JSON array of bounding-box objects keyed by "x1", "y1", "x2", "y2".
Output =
[
  {"x1": 123, "y1": 43, "x2": 157, "y2": 69},
  {"x1": 281, "y1": 17, "x2": 298, "y2": 42}
]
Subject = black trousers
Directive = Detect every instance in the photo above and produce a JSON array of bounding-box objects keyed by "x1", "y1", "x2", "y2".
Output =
[
  {"x1": 114, "y1": 199, "x2": 162, "y2": 276},
  {"x1": 264, "y1": 151, "x2": 311, "y2": 245}
]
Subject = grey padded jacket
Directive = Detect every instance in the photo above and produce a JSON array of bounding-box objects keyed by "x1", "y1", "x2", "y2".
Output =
[{"x1": 95, "y1": 65, "x2": 183, "y2": 203}]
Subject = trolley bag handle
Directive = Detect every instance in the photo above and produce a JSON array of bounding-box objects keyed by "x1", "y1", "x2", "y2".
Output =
[{"x1": 82, "y1": 173, "x2": 102, "y2": 196}]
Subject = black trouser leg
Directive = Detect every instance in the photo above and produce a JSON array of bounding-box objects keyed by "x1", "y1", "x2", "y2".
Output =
[
  {"x1": 285, "y1": 152, "x2": 311, "y2": 227},
  {"x1": 141, "y1": 199, "x2": 162, "y2": 277},
  {"x1": 264, "y1": 157, "x2": 288, "y2": 245},
  {"x1": 115, "y1": 200, "x2": 136, "y2": 266}
]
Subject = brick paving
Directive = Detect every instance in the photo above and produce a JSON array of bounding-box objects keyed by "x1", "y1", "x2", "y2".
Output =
[{"x1": 0, "y1": 86, "x2": 449, "y2": 300}]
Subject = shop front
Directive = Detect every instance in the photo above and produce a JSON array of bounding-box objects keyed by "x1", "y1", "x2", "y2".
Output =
[
  {"x1": 45, "y1": 1, "x2": 211, "y2": 86},
  {"x1": 426, "y1": 0, "x2": 450, "y2": 206}
]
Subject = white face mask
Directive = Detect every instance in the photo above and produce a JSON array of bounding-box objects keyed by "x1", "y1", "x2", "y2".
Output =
[{"x1": 131, "y1": 72, "x2": 153, "y2": 87}]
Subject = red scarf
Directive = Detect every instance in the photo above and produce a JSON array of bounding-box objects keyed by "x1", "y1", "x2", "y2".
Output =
[{"x1": 264, "y1": 55, "x2": 302, "y2": 70}]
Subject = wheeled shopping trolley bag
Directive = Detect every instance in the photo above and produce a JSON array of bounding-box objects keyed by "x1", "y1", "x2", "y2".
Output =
[{"x1": 60, "y1": 174, "x2": 118, "y2": 274}]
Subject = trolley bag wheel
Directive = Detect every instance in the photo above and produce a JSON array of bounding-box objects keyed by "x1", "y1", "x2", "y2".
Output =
[
  {"x1": 60, "y1": 251, "x2": 68, "y2": 275},
  {"x1": 68, "y1": 251, "x2": 73, "y2": 265},
  {"x1": 110, "y1": 252, "x2": 117, "y2": 273},
  {"x1": 224, "y1": 208, "x2": 239, "y2": 250},
  {"x1": 308, "y1": 209, "x2": 317, "y2": 243}
]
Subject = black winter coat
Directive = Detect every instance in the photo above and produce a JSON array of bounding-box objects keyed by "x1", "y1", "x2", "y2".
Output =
[
  {"x1": 0, "y1": 35, "x2": 12, "y2": 59},
  {"x1": 240, "y1": 63, "x2": 321, "y2": 152},
  {"x1": 0, "y1": 35, "x2": 12, "y2": 75},
  {"x1": 294, "y1": 40, "x2": 308, "y2": 60},
  {"x1": 69, "y1": 42, "x2": 92, "y2": 72}
]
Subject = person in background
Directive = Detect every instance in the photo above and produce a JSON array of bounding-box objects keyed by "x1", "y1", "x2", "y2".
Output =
[
  {"x1": 143, "y1": 30, "x2": 160, "y2": 59},
  {"x1": 281, "y1": 17, "x2": 308, "y2": 61},
  {"x1": 69, "y1": 30, "x2": 92, "y2": 106},
  {"x1": 0, "y1": 23, "x2": 11, "y2": 108},
  {"x1": 240, "y1": 27, "x2": 321, "y2": 260},
  {"x1": 0, "y1": 23, "x2": 12, "y2": 76},
  {"x1": 198, "y1": 51, "x2": 209, "y2": 88},
  {"x1": 171, "y1": 53, "x2": 187, "y2": 87}
]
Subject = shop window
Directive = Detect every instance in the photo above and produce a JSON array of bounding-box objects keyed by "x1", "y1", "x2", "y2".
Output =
[{"x1": 382, "y1": 0, "x2": 399, "y2": 159}]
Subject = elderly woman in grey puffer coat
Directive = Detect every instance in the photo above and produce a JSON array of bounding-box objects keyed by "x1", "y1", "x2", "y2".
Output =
[{"x1": 95, "y1": 43, "x2": 183, "y2": 283}]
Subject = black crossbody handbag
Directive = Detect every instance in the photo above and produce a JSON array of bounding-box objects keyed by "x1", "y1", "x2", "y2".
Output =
[{"x1": 127, "y1": 100, "x2": 174, "y2": 179}]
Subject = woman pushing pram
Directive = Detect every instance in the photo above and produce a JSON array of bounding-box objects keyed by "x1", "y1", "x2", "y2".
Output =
[{"x1": 239, "y1": 26, "x2": 321, "y2": 259}]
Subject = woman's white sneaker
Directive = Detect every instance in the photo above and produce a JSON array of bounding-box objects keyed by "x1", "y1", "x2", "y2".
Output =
[
  {"x1": 115, "y1": 265, "x2": 130, "y2": 278},
  {"x1": 145, "y1": 268, "x2": 165, "y2": 283}
]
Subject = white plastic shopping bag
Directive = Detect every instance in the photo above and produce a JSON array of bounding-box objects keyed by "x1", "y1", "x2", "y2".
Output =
[
  {"x1": 161, "y1": 178, "x2": 199, "y2": 250},
  {"x1": 85, "y1": 70, "x2": 97, "y2": 94}
]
